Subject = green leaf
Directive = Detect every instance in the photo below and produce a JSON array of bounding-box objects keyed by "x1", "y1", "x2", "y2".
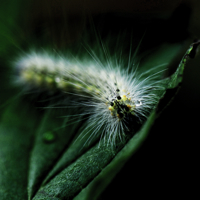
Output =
[
  {"x1": 167, "y1": 41, "x2": 200, "y2": 89},
  {"x1": 156, "y1": 40, "x2": 200, "y2": 114},
  {"x1": 0, "y1": 101, "x2": 36, "y2": 199},
  {"x1": 0, "y1": 41, "x2": 199, "y2": 200}
]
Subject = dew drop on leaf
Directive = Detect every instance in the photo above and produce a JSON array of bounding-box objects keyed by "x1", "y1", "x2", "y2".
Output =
[{"x1": 42, "y1": 131, "x2": 56, "y2": 143}]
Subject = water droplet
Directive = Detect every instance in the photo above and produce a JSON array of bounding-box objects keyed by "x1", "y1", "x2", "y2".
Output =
[
  {"x1": 135, "y1": 100, "x2": 142, "y2": 107},
  {"x1": 42, "y1": 131, "x2": 56, "y2": 143}
]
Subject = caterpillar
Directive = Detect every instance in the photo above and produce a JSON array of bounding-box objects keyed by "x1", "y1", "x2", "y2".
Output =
[{"x1": 14, "y1": 47, "x2": 166, "y2": 148}]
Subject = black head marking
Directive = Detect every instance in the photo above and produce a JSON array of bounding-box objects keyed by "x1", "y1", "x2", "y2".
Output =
[
  {"x1": 117, "y1": 96, "x2": 121, "y2": 100},
  {"x1": 118, "y1": 112, "x2": 124, "y2": 118},
  {"x1": 124, "y1": 106, "x2": 129, "y2": 112}
]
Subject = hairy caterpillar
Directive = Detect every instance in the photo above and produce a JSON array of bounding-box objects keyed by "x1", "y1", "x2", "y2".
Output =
[{"x1": 14, "y1": 46, "x2": 166, "y2": 148}]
